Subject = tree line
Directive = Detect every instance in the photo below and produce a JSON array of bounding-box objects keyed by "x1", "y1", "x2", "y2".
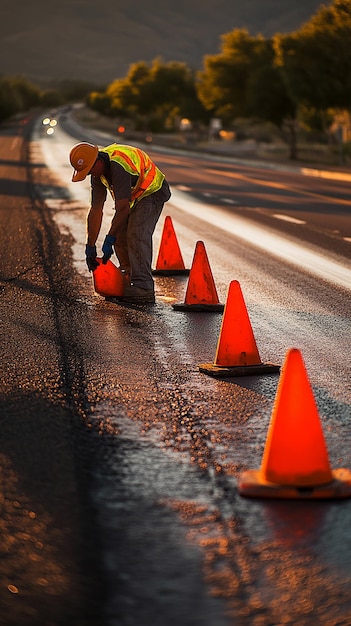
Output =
[
  {"x1": 88, "y1": 0, "x2": 351, "y2": 159},
  {"x1": 1, "y1": 0, "x2": 350, "y2": 160},
  {"x1": 0, "y1": 79, "x2": 100, "y2": 124}
]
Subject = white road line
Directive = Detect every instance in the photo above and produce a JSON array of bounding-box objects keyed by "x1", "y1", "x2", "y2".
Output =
[
  {"x1": 273, "y1": 213, "x2": 306, "y2": 225},
  {"x1": 222, "y1": 198, "x2": 238, "y2": 205},
  {"x1": 169, "y1": 187, "x2": 351, "y2": 291}
]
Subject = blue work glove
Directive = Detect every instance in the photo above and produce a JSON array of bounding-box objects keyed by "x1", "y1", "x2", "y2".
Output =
[
  {"x1": 85, "y1": 244, "x2": 99, "y2": 272},
  {"x1": 102, "y1": 234, "x2": 116, "y2": 264}
]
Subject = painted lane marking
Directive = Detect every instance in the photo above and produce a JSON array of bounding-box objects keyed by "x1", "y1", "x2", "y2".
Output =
[
  {"x1": 169, "y1": 187, "x2": 351, "y2": 291},
  {"x1": 273, "y1": 213, "x2": 306, "y2": 225},
  {"x1": 206, "y1": 168, "x2": 351, "y2": 206},
  {"x1": 222, "y1": 198, "x2": 238, "y2": 205}
]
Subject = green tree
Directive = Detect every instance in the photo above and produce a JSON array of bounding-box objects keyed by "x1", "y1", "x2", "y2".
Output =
[
  {"x1": 39, "y1": 89, "x2": 64, "y2": 109},
  {"x1": 274, "y1": 0, "x2": 351, "y2": 113},
  {"x1": 57, "y1": 79, "x2": 102, "y2": 102},
  {"x1": 247, "y1": 64, "x2": 298, "y2": 158},
  {"x1": 197, "y1": 29, "x2": 270, "y2": 122},
  {"x1": 197, "y1": 29, "x2": 297, "y2": 156},
  {"x1": 88, "y1": 91, "x2": 114, "y2": 116},
  {"x1": 88, "y1": 58, "x2": 207, "y2": 132},
  {"x1": 0, "y1": 76, "x2": 41, "y2": 122},
  {"x1": 106, "y1": 62, "x2": 151, "y2": 117},
  {"x1": 0, "y1": 78, "x2": 22, "y2": 121}
]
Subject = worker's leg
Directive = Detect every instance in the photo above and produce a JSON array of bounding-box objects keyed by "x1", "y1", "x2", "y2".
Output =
[{"x1": 127, "y1": 194, "x2": 164, "y2": 290}]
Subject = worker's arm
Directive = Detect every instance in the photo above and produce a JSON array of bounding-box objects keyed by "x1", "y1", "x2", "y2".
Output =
[
  {"x1": 101, "y1": 161, "x2": 134, "y2": 263},
  {"x1": 84, "y1": 177, "x2": 107, "y2": 271},
  {"x1": 86, "y1": 204, "x2": 104, "y2": 246},
  {"x1": 107, "y1": 198, "x2": 130, "y2": 238},
  {"x1": 85, "y1": 204, "x2": 104, "y2": 270},
  {"x1": 87, "y1": 176, "x2": 107, "y2": 245},
  {"x1": 109, "y1": 161, "x2": 133, "y2": 235},
  {"x1": 101, "y1": 198, "x2": 130, "y2": 263},
  {"x1": 101, "y1": 162, "x2": 133, "y2": 262}
]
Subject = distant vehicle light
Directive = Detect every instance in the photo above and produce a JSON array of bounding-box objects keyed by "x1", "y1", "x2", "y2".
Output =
[
  {"x1": 219, "y1": 130, "x2": 235, "y2": 141},
  {"x1": 118, "y1": 125, "x2": 125, "y2": 133},
  {"x1": 42, "y1": 117, "x2": 50, "y2": 125},
  {"x1": 46, "y1": 127, "x2": 54, "y2": 135},
  {"x1": 180, "y1": 118, "x2": 192, "y2": 130},
  {"x1": 49, "y1": 119, "x2": 57, "y2": 127}
]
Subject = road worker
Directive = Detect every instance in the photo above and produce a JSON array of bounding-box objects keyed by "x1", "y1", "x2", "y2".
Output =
[{"x1": 69, "y1": 141, "x2": 171, "y2": 303}]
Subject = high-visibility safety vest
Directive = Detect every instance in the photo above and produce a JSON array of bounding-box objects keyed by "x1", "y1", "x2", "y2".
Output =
[{"x1": 99, "y1": 144, "x2": 165, "y2": 207}]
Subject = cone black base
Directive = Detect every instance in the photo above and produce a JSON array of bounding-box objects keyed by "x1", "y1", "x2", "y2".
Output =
[
  {"x1": 152, "y1": 269, "x2": 190, "y2": 276},
  {"x1": 198, "y1": 362, "x2": 280, "y2": 377},
  {"x1": 172, "y1": 302, "x2": 224, "y2": 312},
  {"x1": 239, "y1": 468, "x2": 351, "y2": 499}
]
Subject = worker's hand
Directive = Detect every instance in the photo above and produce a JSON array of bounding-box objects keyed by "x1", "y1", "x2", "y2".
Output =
[
  {"x1": 85, "y1": 244, "x2": 99, "y2": 272},
  {"x1": 102, "y1": 234, "x2": 116, "y2": 264}
]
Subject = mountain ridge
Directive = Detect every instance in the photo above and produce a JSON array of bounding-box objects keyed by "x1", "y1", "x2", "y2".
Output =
[{"x1": 0, "y1": 0, "x2": 324, "y2": 85}]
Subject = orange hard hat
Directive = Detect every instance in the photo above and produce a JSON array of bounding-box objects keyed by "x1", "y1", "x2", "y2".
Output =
[{"x1": 69, "y1": 142, "x2": 99, "y2": 182}]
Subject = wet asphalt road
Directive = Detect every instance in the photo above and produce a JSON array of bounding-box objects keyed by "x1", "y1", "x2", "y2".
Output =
[
  {"x1": 0, "y1": 115, "x2": 231, "y2": 626},
  {"x1": 0, "y1": 116, "x2": 106, "y2": 625},
  {"x1": 1, "y1": 113, "x2": 351, "y2": 626}
]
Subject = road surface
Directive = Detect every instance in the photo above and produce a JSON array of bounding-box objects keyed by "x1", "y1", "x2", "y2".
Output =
[{"x1": 0, "y1": 111, "x2": 350, "y2": 626}]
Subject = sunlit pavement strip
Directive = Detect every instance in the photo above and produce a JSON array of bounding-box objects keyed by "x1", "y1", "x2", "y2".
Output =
[
  {"x1": 301, "y1": 167, "x2": 351, "y2": 182},
  {"x1": 170, "y1": 187, "x2": 351, "y2": 291}
]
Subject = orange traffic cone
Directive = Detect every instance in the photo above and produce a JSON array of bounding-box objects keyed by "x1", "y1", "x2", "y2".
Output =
[
  {"x1": 239, "y1": 348, "x2": 351, "y2": 499},
  {"x1": 172, "y1": 241, "x2": 224, "y2": 311},
  {"x1": 152, "y1": 216, "x2": 190, "y2": 275},
  {"x1": 198, "y1": 280, "x2": 280, "y2": 376},
  {"x1": 93, "y1": 258, "x2": 125, "y2": 297}
]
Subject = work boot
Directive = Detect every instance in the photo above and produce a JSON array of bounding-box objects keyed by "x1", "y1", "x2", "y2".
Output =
[{"x1": 121, "y1": 284, "x2": 155, "y2": 304}]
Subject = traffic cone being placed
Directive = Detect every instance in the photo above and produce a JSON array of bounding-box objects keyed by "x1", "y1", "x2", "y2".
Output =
[
  {"x1": 239, "y1": 348, "x2": 351, "y2": 499},
  {"x1": 172, "y1": 241, "x2": 224, "y2": 312},
  {"x1": 152, "y1": 216, "x2": 190, "y2": 275},
  {"x1": 93, "y1": 258, "x2": 125, "y2": 297},
  {"x1": 198, "y1": 280, "x2": 280, "y2": 376}
]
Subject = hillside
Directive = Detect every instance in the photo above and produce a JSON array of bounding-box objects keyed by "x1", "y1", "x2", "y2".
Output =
[{"x1": 0, "y1": 0, "x2": 324, "y2": 85}]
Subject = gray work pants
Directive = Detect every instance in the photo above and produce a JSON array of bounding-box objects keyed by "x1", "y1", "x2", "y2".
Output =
[{"x1": 114, "y1": 182, "x2": 171, "y2": 290}]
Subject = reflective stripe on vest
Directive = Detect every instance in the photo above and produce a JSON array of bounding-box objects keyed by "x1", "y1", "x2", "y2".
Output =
[{"x1": 100, "y1": 144, "x2": 165, "y2": 206}]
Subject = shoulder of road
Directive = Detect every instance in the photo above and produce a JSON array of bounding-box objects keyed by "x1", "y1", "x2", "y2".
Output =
[
  {"x1": 106, "y1": 130, "x2": 351, "y2": 184},
  {"x1": 148, "y1": 136, "x2": 351, "y2": 183},
  {"x1": 60, "y1": 108, "x2": 351, "y2": 185},
  {"x1": 201, "y1": 144, "x2": 351, "y2": 183}
]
